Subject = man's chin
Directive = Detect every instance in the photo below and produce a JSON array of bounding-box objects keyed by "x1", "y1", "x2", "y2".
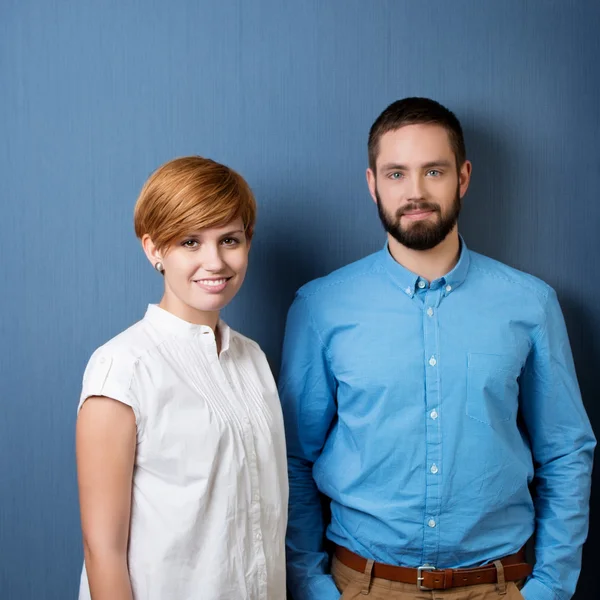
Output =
[{"x1": 388, "y1": 223, "x2": 451, "y2": 251}]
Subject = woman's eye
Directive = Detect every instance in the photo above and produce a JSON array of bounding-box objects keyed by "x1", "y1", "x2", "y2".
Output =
[
  {"x1": 221, "y1": 238, "x2": 240, "y2": 246},
  {"x1": 182, "y1": 240, "x2": 198, "y2": 248}
]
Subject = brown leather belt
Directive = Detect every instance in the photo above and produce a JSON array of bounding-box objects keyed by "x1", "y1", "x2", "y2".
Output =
[{"x1": 335, "y1": 545, "x2": 533, "y2": 590}]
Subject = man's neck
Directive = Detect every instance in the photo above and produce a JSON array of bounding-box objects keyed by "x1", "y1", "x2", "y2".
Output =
[{"x1": 388, "y1": 229, "x2": 461, "y2": 283}]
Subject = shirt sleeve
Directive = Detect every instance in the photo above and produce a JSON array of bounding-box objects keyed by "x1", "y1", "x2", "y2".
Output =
[
  {"x1": 79, "y1": 348, "x2": 143, "y2": 435},
  {"x1": 278, "y1": 293, "x2": 341, "y2": 600},
  {"x1": 519, "y1": 288, "x2": 596, "y2": 600}
]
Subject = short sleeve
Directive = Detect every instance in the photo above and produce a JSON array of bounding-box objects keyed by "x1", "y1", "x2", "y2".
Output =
[{"x1": 79, "y1": 348, "x2": 142, "y2": 430}]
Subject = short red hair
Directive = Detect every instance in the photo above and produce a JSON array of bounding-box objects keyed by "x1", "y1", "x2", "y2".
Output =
[{"x1": 134, "y1": 156, "x2": 256, "y2": 252}]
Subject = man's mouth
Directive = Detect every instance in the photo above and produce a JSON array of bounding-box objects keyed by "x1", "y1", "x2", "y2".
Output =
[{"x1": 401, "y1": 209, "x2": 436, "y2": 221}]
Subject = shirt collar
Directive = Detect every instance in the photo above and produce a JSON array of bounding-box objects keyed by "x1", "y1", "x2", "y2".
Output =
[
  {"x1": 144, "y1": 304, "x2": 231, "y2": 353},
  {"x1": 379, "y1": 236, "x2": 471, "y2": 297},
  {"x1": 443, "y1": 236, "x2": 471, "y2": 292}
]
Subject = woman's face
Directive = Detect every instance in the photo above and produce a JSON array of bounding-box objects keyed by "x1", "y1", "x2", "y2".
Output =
[{"x1": 145, "y1": 218, "x2": 249, "y2": 325}]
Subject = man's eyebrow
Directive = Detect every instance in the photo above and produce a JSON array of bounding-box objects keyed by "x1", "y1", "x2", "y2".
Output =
[
  {"x1": 379, "y1": 160, "x2": 453, "y2": 172},
  {"x1": 379, "y1": 163, "x2": 408, "y2": 172},
  {"x1": 422, "y1": 160, "x2": 453, "y2": 169}
]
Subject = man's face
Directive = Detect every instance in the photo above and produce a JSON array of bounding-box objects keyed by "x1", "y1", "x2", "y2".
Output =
[{"x1": 367, "y1": 124, "x2": 471, "y2": 251}]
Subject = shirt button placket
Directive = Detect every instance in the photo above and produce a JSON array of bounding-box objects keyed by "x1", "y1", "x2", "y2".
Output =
[
  {"x1": 221, "y1": 360, "x2": 269, "y2": 597},
  {"x1": 244, "y1": 421, "x2": 268, "y2": 595},
  {"x1": 423, "y1": 287, "x2": 442, "y2": 565}
]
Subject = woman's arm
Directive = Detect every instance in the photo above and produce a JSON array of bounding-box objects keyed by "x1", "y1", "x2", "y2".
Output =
[{"x1": 76, "y1": 396, "x2": 137, "y2": 600}]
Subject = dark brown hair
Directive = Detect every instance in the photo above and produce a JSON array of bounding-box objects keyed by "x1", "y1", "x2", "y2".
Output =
[{"x1": 368, "y1": 97, "x2": 466, "y2": 171}]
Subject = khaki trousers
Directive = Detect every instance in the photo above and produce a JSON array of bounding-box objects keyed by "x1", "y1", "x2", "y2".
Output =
[{"x1": 331, "y1": 556, "x2": 525, "y2": 600}]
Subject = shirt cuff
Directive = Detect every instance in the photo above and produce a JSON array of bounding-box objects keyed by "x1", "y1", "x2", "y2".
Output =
[
  {"x1": 521, "y1": 577, "x2": 562, "y2": 600},
  {"x1": 293, "y1": 575, "x2": 341, "y2": 600}
]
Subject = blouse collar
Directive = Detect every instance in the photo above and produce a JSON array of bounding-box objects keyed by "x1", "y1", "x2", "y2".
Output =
[{"x1": 144, "y1": 304, "x2": 231, "y2": 354}]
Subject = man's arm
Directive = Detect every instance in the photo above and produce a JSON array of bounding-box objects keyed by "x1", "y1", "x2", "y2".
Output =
[
  {"x1": 519, "y1": 288, "x2": 596, "y2": 600},
  {"x1": 279, "y1": 294, "x2": 341, "y2": 600}
]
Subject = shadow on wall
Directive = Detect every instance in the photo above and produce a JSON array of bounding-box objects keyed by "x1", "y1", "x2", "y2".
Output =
[
  {"x1": 256, "y1": 238, "x2": 324, "y2": 372},
  {"x1": 232, "y1": 188, "x2": 338, "y2": 379},
  {"x1": 460, "y1": 118, "x2": 522, "y2": 261}
]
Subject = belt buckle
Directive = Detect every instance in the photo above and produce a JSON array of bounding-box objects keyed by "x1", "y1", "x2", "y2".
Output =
[{"x1": 417, "y1": 564, "x2": 436, "y2": 591}]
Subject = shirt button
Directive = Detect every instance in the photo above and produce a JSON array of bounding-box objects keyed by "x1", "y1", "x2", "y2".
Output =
[
  {"x1": 255, "y1": 532, "x2": 262, "y2": 541},
  {"x1": 254, "y1": 493, "x2": 260, "y2": 503},
  {"x1": 430, "y1": 464, "x2": 439, "y2": 474},
  {"x1": 429, "y1": 356, "x2": 437, "y2": 367},
  {"x1": 445, "y1": 285, "x2": 452, "y2": 292},
  {"x1": 405, "y1": 287, "x2": 412, "y2": 295},
  {"x1": 417, "y1": 280, "x2": 426, "y2": 289},
  {"x1": 260, "y1": 571, "x2": 267, "y2": 582},
  {"x1": 428, "y1": 519, "x2": 436, "y2": 528},
  {"x1": 430, "y1": 409, "x2": 438, "y2": 420},
  {"x1": 427, "y1": 307, "x2": 434, "y2": 317}
]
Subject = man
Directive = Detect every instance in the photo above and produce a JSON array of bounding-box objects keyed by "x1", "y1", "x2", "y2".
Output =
[{"x1": 279, "y1": 98, "x2": 595, "y2": 600}]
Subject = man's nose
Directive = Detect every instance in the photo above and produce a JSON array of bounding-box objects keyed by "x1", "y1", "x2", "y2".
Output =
[{"x1": 407, "y1": 174, "x2": 426, "y2": 201}]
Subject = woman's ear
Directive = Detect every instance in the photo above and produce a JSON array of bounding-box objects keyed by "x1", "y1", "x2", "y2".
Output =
[{"x1": 141, "y1": 235, "x2": 164, "y2": 272}]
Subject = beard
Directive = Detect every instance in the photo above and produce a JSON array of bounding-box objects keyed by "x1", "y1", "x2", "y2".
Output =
[{"x1": 376, "y1": 185, "x2": 462, "y2": 251}]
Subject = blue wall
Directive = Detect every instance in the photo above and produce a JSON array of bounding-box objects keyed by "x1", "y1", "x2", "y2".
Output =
[{"x1": 1, "y1": 1, "x2": 599, "y2": 598}]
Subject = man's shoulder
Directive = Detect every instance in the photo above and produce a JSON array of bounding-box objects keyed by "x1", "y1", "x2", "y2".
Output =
[
  {"x1": 469, "y1": 250, "x2": 552, "y2": 302},
  {"x1": 296, "y1": 251, "x2": 382, "y2": 300}
]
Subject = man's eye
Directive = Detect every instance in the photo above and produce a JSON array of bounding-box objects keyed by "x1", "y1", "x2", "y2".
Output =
[
  {"x1": 427, "y1": 170, "x2": 441, "y2": 177},
  {"x1": 390, "y1": 172, "x2": 403, "y2": 180}
]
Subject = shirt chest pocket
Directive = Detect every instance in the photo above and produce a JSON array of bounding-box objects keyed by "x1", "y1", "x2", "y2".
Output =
[{"x1": 466, "y1": 353, "x2": 520, "y2": 426}]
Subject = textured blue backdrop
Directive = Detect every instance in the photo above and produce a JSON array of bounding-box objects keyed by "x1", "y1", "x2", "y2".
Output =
[{"x1": 1, "y1": 1, "x2": 599, "y2": 598}]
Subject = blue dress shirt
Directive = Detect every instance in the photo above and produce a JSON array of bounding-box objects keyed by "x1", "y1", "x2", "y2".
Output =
[{"x1": 279, "y1": 240, "x2": 595, "y2": 600}]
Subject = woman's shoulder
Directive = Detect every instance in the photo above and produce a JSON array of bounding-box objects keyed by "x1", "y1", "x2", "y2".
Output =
[
  {"x1": 227, "y1": 328, "x2": 273, "y2": 373},
  {"x1": 88, "y1": 313, "x2": 166, "y2": 365},
  {"x1": 80, "y1": 319, "x2": 157, "y2": 415},
  {"x1": 82, "y1": 316, "x2": 162, "y2": 392},
  {"x1": 228, "y1": 327, "x2": 263, "y2": 356}
]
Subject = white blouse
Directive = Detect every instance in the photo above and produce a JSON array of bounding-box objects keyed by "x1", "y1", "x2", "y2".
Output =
[{"x1": 77, "y1": 305, "x2": 288, "y2": 600}]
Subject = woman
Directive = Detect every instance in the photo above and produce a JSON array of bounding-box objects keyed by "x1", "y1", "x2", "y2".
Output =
[{"x1": 76, "y1": 157, "x2": 288, "y2": 600}]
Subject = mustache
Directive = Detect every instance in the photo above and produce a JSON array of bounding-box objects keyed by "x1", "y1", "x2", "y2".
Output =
[{"x1": 396, "y1": 201, "x2": 441, "y2": 217}]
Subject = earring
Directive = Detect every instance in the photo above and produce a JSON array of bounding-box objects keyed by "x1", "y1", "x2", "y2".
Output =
[{"x1": 154, "y1": 262, "x2": 164, "y2": 273}]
